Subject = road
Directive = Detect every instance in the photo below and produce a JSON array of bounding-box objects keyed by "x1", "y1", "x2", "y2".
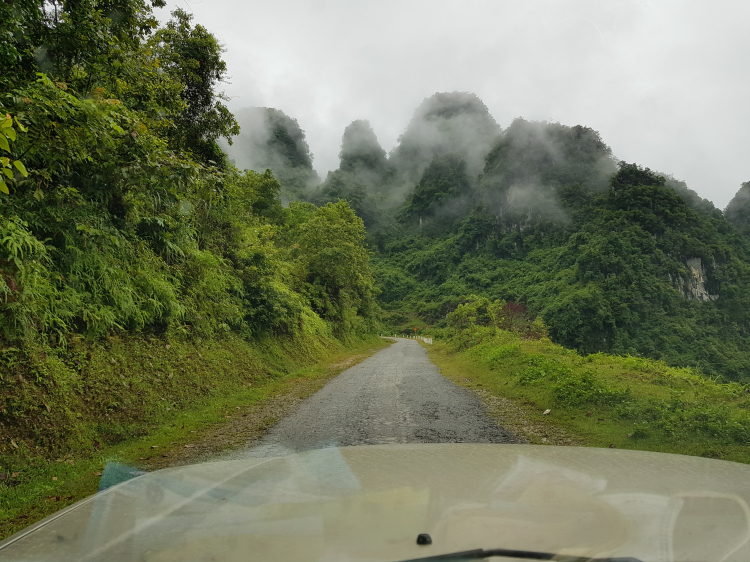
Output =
[{"x1": 227, "y1": 338, "x2": 518, "y2": 459}]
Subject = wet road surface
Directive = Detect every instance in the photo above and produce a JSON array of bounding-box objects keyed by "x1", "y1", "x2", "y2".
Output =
[{"x1": 226, "y1": 338, "x2": 518, "y2": 458}]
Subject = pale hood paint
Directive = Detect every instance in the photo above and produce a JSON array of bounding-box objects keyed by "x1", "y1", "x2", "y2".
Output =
[{"x1": 1, "y1": 444, "x2": 749, "y2": 562}]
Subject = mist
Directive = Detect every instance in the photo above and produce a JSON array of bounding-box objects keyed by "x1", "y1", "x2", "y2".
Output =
[{"x1": 155, "y1": 0, "x2": 750, "y2": 210}]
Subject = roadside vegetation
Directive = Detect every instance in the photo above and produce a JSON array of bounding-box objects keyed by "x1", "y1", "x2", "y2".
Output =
[
  {"x1": 425, "y1": 297, "x2": 750, "y2": 464},
  {"x1": 0, "y1": 1, "x2": 380, "y2": 538},
  {"x1": 4, "y1": 0, "x2": 750, "y2": 542},
  {"x1": 0, "y1": 335, "x2": 388, "y2": 539}
]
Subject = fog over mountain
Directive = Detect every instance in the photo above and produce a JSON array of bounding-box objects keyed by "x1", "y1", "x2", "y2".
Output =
[
  {"x1": 389, "y1": 92, "x2": 500, "y2": 189},
  {"x1": 220, "y1": 107, "x2": 319, "y2": 201},
  {"x1": 156, "y1": 1, "x2": 750, "y2": 209}
]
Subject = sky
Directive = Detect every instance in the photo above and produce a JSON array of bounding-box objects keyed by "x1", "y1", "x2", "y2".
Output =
[{"x1": 156, "y1": 0, "x2": 750, "y2": 209}]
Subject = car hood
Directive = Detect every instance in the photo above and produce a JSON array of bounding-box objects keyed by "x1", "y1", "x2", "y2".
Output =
[{"x1": 1, "y1": 443, "x2": 749, "y2": 562}]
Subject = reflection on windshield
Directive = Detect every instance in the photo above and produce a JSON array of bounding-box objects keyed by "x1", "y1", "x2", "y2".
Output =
[{"x1": 1, "y1": 444, "x2": 749, "y2": 562}]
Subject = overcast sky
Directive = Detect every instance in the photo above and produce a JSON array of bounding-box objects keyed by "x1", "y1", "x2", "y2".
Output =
[{"x1": 156, "y1": 0, "x2": 749, "y2": 209}]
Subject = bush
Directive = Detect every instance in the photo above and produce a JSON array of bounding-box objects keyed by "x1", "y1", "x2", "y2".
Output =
[
  {"x1": 552, "y1": 371, "x2": 630, "y2": 407},
  {"x1": 485, "y1": 343, "x2": 522, "y2": 367}
]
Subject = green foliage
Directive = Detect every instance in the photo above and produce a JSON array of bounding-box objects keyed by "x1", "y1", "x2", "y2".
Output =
[
  {"x1": 371, "y1": 117, "x2": 750, "y2": 381},
  {"x1": 725, "y1": 181, "x2": 750, "y2": 234},
  {"x1": 437, "y1": 326, "x2": 750, "y2": 458},
  {"x1": 312, "y1": 171, "x2": 382, "y2": 228},
  {"x1": 0, "y1": 112, "x2": 29, "y2": 195},
  {"x1": 293, "y1": 201, "x2": 378, "y2": 335},
  {"x1": 0, "y1": 5, "x2": 378, "y2": 349},
  {"x1": 152, "y1": 8, "x2": 239, "y2": 167}
]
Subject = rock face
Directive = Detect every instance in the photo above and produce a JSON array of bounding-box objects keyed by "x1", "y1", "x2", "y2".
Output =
[{"x1": 671, "y1": 257, "x2": 718, "y2": 302}]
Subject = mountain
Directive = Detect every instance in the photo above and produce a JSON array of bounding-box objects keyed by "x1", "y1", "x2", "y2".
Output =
[
  {"x1": 370, "y1": 111, "x2": 750, "y2": 381},
  {"x1": 221, "y1": 107, "x2": 320, "y2": 202},
  {"x1": 389, "y1": 91, "x2": 501, "y2": 188},
  {"x1": 312, "y1": 120, "x2": 394, "y2": 228}
]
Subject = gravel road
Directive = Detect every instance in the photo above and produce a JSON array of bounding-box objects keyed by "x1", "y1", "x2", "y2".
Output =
[{"x1": 227, "y1": 338, "x2": 518, "y2": 459}]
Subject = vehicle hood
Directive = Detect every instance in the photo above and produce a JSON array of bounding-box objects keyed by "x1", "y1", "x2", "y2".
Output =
[{"x1": 1, "y1": 443, "x2": 749, "y2": 562}]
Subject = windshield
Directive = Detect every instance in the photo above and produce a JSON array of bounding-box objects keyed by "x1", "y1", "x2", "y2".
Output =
[{"x1": 2, "y1": 3, "x2": 750, "y2": 562}]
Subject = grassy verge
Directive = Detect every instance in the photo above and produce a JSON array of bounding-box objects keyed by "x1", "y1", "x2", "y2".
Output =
[
  {"x1": 425, "y1": 327, "x2": 750, "y2": 463},
  {"x1": 0, "y1": 334, "x2": 390, "y2": 539}
]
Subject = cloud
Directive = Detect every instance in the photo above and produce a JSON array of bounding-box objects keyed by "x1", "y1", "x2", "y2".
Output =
[{"x1": 156, "y1": 0, "x2": 750, "y2": 208}]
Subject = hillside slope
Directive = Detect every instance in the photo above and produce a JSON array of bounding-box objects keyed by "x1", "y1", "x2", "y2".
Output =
[{"x1": 357, "y1": 101, "x2": 750, "y2": 380}]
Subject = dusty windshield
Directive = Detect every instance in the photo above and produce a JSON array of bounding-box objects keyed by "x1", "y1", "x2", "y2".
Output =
[{"x1": 1, "y1": 2, "x2": 749, "y2": 562}]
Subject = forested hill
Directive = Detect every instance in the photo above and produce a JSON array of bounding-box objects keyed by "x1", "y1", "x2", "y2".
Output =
[
  {"x1": 0, "y1": 3, "x2": 378, "y2": 348},
  {"x1": 376, "y1": 112, "x2": 750, "y2": 380},
  {"x1": 4, "y1": 1, "x2": 750, "y2": 384},
  {"x1": 229, "y1": 92, "x2": 750, "y2": 381}
]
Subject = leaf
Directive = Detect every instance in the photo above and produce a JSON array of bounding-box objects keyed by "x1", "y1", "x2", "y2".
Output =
[
  {"x1": 2, "y1": 168, "x2": 12, "y2": 179},
  {"x1": 0, "y1": 116, "x2": 11, "y2": 128},
  {"x1": 0, "y1": 157, "x2": 9, "y2": 166},
  {"x1": 14, "y1": 118, "x2": 27, "y2": 133},
  {"x1": 0, "y1": 179, "x2": 8, "y2": 195},
  {"x1": 0, "y1": 133, "x2": 9, "y2": 153},
  {"x1": 5, "y1": 128, "x2": 16, "y2": 142},
  {"x1": 13, "y1": 161, "x2": 28, "y2": 177},
  {"x1": 33, "y1": 185, "x2": 44, "y2": 201}
]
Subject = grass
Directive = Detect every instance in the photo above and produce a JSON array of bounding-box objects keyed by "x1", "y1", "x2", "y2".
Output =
[
  {"x1": 425, "y1": 326, "x2": 750, "y2": 463},
  {"x1": 0, "y1": 334, "x2": 390, "y2": 540}
]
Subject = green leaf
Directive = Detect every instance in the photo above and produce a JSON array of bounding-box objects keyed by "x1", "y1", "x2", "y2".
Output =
[
  {"x1": 33, "y1": 185, "x2": 44, "y2": 201},
  {"x1": 0, "y1": 117, "x2": 11, "y2": 129},
  {"x1": 0, "y1": 179, "x2": 8, "y2": 195},
  {"x1": 14, "y1": 118, "x2": 27, "y2": 133},
  {"x1": 0, "y1": 133, "x2": 9, "y2": 153},
  {"x1": 13, "y1": 161, "x2": 28, "y2": 177},
  {"x1": 0, "y1": 157, "x2": 9, "y2": 167},
  {"x1": 2, "y1": 168, "x2": 13, "y2": 179},
  {"x1": 5, "y1": 128, "x2": 16, "y2": 142}
]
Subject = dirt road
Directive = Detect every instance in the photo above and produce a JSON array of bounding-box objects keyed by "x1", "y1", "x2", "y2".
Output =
[{"x1": 223, "y1": 338, "x2": 518, "y2": 459}]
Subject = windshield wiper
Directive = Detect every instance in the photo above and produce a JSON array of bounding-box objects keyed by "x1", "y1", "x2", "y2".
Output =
[{"x1": 397, "y1": 548, "x2": 642, "y2": 562}]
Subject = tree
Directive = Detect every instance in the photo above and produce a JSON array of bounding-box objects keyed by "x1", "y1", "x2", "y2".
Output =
[
  {"x1": 152, "y1": 8, "x2": 239, "y2": 167},
  {"x1": 294, "y1": 201, "x2": 377, "y2": 333},
  {"x1": 0, "y1": 1, "x2": 167, "y2": 90}
]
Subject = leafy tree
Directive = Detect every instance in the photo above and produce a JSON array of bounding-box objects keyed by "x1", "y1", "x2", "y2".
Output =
[
  {"x1": 152, "y1": 8, "x2": 239, "y2": 167},
  {"x1": 0, "y1": 1, "x2": 167, "y2": 89},
  {"x1": 0, "y1": 4, "x2": 378, "y2": 347},
  {"x1": 293, "y1": 201, "x2": 378, "y2": 334}
]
